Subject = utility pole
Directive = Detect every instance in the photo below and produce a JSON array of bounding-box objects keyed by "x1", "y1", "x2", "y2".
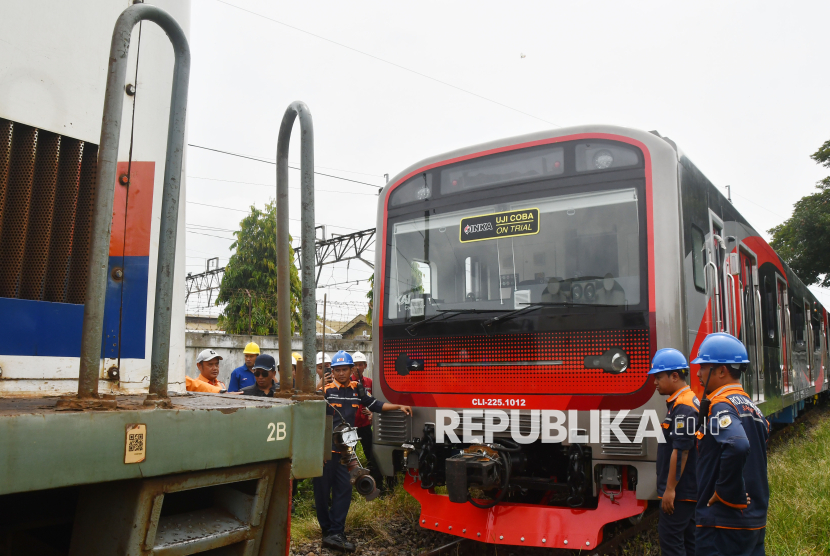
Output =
[{"x1": 321, "y1": 293, "x2": 327, "y2": 360}]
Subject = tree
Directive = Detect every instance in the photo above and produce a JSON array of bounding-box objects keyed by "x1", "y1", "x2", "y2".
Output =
[
  {"x1": 769, "y1": 139, "x2": 830, "y2": 288},
  {"x1": 216, "y1": 202, "x2": 302, "y2": 334},
  {"x1": 365, "y1": 273, "x2": 374, "y2": 325}
]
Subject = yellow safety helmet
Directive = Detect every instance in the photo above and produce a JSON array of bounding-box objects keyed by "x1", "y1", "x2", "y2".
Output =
[
  {"x1": 243, "y1": 342, "x2": 261, "y2": 355},
  {"x1": 292, "y1": 352, "x2": 302, "y2": 362}
]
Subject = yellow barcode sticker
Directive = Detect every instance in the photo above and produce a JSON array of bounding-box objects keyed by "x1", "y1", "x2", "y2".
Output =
[{"x1": 125, "y1": 424, "x2": 147, "y2": 464}]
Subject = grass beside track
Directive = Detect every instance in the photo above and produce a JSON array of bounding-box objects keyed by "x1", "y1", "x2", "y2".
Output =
[
  {"x1": 291, "y1": 476, "x2": 421, "y2": 544},
  {"x1": 766, "y1": 403, "x2": 830, "y2": 556}
]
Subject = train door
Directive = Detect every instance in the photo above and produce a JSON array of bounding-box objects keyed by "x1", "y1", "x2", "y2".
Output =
[
  {"x1": 805, "y1": 301, "x2": 813, "y2": 386},
  {"x1": 739, "y1": 249, "x2": 763, "y2": 401},
  {"x1": 810, "y1": 305, "x2": 821, "y2": 387},
  {"x1": 825, "y1": 311, "x2": 829, "y2": 385},
  {"x1": 776, "y1": 279, "x2": 792, "y2": 393}
]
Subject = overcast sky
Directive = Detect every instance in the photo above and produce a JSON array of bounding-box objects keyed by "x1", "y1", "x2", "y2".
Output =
[{"x1": 184, "y1": 0, "x2": 830, "y2": 318}]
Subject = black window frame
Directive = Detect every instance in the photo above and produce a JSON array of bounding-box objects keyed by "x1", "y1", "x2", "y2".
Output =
[
  {"x1": 761, "y1": 276, "x2": 779, "y2": 347},
  {"x1": 690, "y1": 224, "x2": 706, "y2": 293}
]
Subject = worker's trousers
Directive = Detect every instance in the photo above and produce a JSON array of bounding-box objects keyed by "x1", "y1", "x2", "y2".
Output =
[
  {"x1": 658, "y1": 500, "x2": 696, "y2": 556},
  {"x1": 313, "y1": 456, "x2": 352, "y2": 536},
  {"x1": 696, "y1": 526, "x2": 765, "y2": 556}
]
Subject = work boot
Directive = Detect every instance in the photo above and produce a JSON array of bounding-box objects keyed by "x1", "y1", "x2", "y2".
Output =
[{"x1": 321, "y1": 533, "x2": 356, "y2": 553}]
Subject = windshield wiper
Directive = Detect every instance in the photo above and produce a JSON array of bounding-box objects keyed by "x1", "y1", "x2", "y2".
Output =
[
  {"x1": 405, "y1": 308, "x2": 509, "y2": 336},
  {"x1": 481, "y1": 302, "x2": 619, "y2": 329}
]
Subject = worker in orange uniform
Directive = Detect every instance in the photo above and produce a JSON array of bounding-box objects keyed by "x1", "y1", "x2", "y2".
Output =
[
  {"x1": 649, "y1": 348, "x2": 699, "y2": 556},
  {"x1": 185, "y1": 349, "x2": 227, "y2": 392},
  {"x1": 693, "y1": 333, "x2": 769, "y2": 556},
  {"x1": 351, "y1": 351, "x2": 385, "y2": 492}
]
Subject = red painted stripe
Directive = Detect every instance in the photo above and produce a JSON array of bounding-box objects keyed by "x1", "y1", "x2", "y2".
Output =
[{"x1": 110, "y1": 161, "x2": 155, "y2": 257}]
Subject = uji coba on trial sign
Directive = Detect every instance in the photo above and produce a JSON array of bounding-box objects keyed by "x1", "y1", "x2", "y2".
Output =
[{"x1": 459, "y1": 208, "x2": 539, "y2": 243}]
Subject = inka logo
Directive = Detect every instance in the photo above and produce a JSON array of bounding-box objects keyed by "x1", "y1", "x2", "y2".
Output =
[{"x1": 464, "y1": 222, "x2": 493, "y2": 234}]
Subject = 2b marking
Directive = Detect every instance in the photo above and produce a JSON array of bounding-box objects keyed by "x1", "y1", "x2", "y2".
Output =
[{"x1": 267, "y1": 422, "x2": 286, "y2": 442}]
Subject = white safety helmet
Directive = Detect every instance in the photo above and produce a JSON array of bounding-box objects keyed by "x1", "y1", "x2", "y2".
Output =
[
  {"x1": 316, "y1": 352, "x2": 332, "y2": 365},
  {"x1": 276, "y1": 354, "x2": 298, "y2": 366},
  {"x1": 196, "y1": 349, "x2": 223, "y2": 364},
  {"x1": 352, "y1": 351, "x2": 367, "y2": 363}
]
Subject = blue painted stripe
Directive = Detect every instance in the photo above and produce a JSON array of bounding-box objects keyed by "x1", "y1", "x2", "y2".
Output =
[{"x1": 0, "y1": 256, "x2": 148, "y2": 358}]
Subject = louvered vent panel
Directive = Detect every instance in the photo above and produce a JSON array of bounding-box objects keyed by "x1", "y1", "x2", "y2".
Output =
[
  {"x1": 376, "y1": 411, "x2": 411, "y2": 444},
  {"x1": 0, "y1": 118, "x2": 97, "y2": 304},
  {"x1": 601, "y1": 413, "x2": 644, "y2": 456}
]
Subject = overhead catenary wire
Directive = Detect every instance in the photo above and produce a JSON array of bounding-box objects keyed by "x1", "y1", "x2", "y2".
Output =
[
  {"x1": 213, "y1": 0, "x2": 561, "y2": 128},
  {"x1": 186, "y1": 201, "x2": 362, "y2": 232},
  {"x1": 188, "y1": 144, "x2": 383, "y2": 189},
  {"x1": 188, "y1": 175, "x2": 380, "y2": 196}
]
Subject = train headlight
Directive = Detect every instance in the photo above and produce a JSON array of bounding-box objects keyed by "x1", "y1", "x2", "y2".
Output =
[
  {"x1": 417, "y1": 186, "x2": 431, "y2": 200},
  {"x1": 593, "y1": 149, "x2": 614, "y2": 169},
  {"x1": 584, "y1": 348, "x2": 629, "y2": 374},
  {"x1": 610, "y1": 351, "x2": 629, "y2": 373}
]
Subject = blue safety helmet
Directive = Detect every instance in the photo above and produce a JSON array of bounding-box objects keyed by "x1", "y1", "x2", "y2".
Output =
[
  {"x1": 647, "y1": 348, "x2": 689, "y2": 375},
  {"x1": 690, "y1": 333, "x2": 750, "y2": 366},
  {"x1": 331, "y1": 350, "x2": 354, "y2": 368}
]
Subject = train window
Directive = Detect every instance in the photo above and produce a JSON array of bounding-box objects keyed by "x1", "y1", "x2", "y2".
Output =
[
  {"x1": 386, "y1": 187, "x2": 642, "y2": 320},
  {"x1": 762, "y1": 277, "x2": 778, "y2": 345},
  {"x1": 575, "y1": 142, "x2": 640, "y2": 172},
  {"x1": 389, "y1": 172, "x2": 433, "y2": 207},
  {"x1": 690, "y1": 225, "x2": 705, "y2": 292},
  {"x1": 813, "y1": 310, "x2": 821, "y2": 350},
  {"x1": 439, "y1": 145, "x2": 564, "y2": 195},
  {"x1": 791, "y1": 300, "x2": 805, "y2": 346}
]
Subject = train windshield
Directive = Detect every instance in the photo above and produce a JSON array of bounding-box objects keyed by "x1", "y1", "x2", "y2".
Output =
[{"x1": 386, "y1": 187, "x2": 642, "y2": 321}]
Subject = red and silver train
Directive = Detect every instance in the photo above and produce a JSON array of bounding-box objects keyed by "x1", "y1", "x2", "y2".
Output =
[{"x1": 370, "y1": 125, "x2": 828, "y2": 549}]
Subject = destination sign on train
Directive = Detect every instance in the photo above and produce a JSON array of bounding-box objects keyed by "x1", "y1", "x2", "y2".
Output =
[{"x1": 459, "y1": 208, "x2": 539, "y2": 242}]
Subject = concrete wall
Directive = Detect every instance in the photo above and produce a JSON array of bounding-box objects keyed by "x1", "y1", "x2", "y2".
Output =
[{"x1": 185, "y1": 332, "x2": 374, "y2": 387}]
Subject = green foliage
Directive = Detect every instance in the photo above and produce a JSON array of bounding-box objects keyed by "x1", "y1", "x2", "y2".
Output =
[
  {"x1": 766, "y1": 406, "x2": 830, "y2": 555},
  {"x1": 365, "y1": 273, "x2": 374, "y2": 326},
  {"x1": 216, "y1": 202, "x2": 302, "y2": 335},
  {"x1": 768, "y1": 140, "x2": 830, "y2": 287}
]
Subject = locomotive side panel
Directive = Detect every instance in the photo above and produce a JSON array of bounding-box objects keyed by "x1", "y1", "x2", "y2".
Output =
[
  {"x1": 0, "y1": 0, "x2": 191, "y2": 395},
  {"x1": 678, "y1": 155, "x2": 828, "y2": 418}
]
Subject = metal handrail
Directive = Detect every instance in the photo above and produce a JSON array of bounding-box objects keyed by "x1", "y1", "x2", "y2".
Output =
[
  {"x1": 77, "y1": 4, "x2": 190, "y2": 401},
  {"x1": 807, "y1": 316, "x2": 814, "y2": 384},
  {"x1": 276, "y1": 102, "x2": 316, "y2": 393},
  {"x1": 726, "y1": 273, "x2": 737, "y2": 336},
  {"x1": 704, "y1": 260, "x2": 721, "y2": 332},
  {"x1": 784, "y1": 305, "x2": 793, "y2": 392}
]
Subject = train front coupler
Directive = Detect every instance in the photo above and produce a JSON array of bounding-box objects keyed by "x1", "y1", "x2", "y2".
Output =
[{"x1": 444, "y1": 441, "x2": 525, "y2": 508}]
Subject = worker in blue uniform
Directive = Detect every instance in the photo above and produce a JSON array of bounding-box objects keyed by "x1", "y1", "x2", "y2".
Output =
[
  {"x1": 227, "y1": 342, "x2": 260, "y2": 392},
  {"x1": 649, "y1": 348, "x2": 699, "y2": 556},
  {"x1": 692, "y1": 333, "x2": 769, "y2": 556},
  {"x1": 314, "y1": 350, "x2": 412, "y2": 553}
]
